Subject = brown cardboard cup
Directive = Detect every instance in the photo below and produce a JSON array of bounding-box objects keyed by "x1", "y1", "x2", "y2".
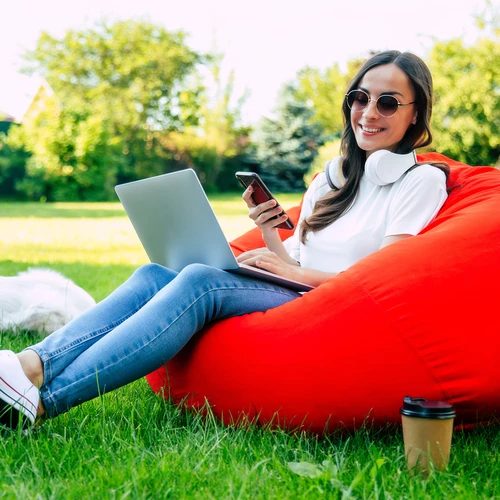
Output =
[{"x1": 400, "y1": 396, "x2": 455, "y2": 475}]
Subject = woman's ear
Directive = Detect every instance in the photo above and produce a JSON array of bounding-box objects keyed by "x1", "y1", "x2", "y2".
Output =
[{"x1": 411, "y1": 111, "x2": 418, "y2": 125}]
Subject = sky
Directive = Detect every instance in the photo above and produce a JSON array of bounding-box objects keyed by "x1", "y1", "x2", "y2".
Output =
[{"x1": 0, "y1": 0, "x2": 487, "y2": 125}]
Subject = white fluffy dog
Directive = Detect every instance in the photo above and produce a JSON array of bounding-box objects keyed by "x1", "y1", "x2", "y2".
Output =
[{"x1": 0, "y1": 268, "x2": 96, "y2": 336}]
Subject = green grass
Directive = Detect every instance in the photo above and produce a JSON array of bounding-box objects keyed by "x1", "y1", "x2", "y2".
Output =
[{"x1": 1, "y1": 197, "x2": 499, "y2": 499}]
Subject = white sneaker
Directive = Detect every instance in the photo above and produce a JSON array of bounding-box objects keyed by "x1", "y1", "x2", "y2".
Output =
[{"x1": 0, "y1": 350, "x2": 40, "y2": 429}]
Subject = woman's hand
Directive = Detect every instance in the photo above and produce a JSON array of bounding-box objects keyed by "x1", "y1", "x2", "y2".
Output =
[
  {"x1": 237, "y1": 248, "x2": 301, "y2": 279},
  {"x1": 241, "y1": 185, "x2": 299, "y2": 265},
  {"x1": 242, "y1": 185, "x2": 290, "y2": 235},
  {"x1": 236, "y1": 247, "x2": 275, "y2": 261}
]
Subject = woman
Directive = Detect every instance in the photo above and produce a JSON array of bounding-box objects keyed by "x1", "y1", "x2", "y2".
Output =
[{"x1": 0, "y1": 50, "x2": 448, "y2": 430}]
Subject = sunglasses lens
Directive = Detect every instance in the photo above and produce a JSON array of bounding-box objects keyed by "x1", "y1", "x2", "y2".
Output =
[
  {"x1": 377, "y1": 95, "x2": 399, "y2": 116},
  {"x1": 347, "y1": 91, "x2": 369, "y2": 111}
]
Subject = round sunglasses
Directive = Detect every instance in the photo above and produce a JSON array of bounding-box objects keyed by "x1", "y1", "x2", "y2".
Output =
[{"x1": 345, "y1": 89, "x2": 415, "y2": 118}]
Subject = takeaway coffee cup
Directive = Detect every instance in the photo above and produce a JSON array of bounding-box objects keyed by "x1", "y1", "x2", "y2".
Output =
[{"x1": 400, "y1": 396, "x2": 456, "y2": 475}]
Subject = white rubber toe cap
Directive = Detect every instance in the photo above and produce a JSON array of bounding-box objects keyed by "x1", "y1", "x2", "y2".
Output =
[{"x1": 0, "y1": 350, "x2": 40, "y2": 427}]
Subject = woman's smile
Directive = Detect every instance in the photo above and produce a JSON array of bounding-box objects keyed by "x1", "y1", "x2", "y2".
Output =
[{"x1": 359, "y1": 124, "x2": 385, "y2": 134}]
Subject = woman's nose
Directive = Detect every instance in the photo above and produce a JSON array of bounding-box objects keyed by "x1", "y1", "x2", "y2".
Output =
[{"x1": 362, "y1": 99, "x2": 379, "y2": 118}]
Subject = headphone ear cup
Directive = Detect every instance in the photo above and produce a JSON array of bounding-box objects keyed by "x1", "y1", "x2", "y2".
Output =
[
  {"x1": 365, "y1": 150, "x2": 417, "y2": 185},
  {"x1": 325, "y1": 156, "x2": 346, "y2": 189}
]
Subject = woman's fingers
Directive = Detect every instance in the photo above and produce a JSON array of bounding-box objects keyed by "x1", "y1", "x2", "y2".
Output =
[
  {"x1": 242, "y1": 185, "x2": 286, "y2": 230},
  {"x1": 250, "y1": 200, "x2": 278, "y2": 220},
  {"x1": 238, "y1": 251, "x2": 284, "y2": 272},
  {"x1": 246, "y1": 253, "x2": 293, "y2": 278},
  {"x1": 236, "y1": 248, "x2": 273, "y2": 264},
  {"x1": 242, "y1": 186, "x2": 255, "y2": 207}
]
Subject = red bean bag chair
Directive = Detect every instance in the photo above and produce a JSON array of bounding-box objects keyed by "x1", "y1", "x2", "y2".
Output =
[{"x1": 146, "y1": 153, "x2": 500, "y2": 433}]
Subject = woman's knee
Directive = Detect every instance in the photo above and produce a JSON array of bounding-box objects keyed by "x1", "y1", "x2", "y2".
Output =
[
  {"x1": 131, "y1": 263, "x2": 175, "y2": 287},
  {"x1": 179, "y1": 264, "x2": 225, "y2": 287}
]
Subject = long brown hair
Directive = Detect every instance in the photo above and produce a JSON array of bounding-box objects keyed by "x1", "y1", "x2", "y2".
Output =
[{"x1": 300, "y1": 50, "x2": 449, "y2": 244}]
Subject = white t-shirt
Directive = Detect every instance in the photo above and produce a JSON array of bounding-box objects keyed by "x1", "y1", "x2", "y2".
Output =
[{"x1": 284, "y1": 165, "x2": 448, "y2": 274}]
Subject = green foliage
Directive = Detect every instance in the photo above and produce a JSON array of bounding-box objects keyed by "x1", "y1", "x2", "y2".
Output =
[
  {"x1": 292, "y1": 64, "x2": 347, "y2": 137},
  {"x1": 16, "y1": 20, "x2": 206, "y2": 200},
  {"x1": 3, "y1": 13, "x2": 499, "y2": 199},
  {"x1": 252, "y1": 85, "x2": 328, "y2": 192},
  {"x1": 0, "y1": 119, "x2": 12, "y2": 134},
  {"x1": 12, "y1": 100, "x2": 124, "y2": 200},
  {"x1": 289, "y1": 57, "x2": 366, "y2": 140},
  {"x1": 7, "y1": 22, "x2": 251, "y2": 200},
  {"x1": 0, "y1": 128, "x2": 30, "y2": 198},
  {"x1": 24, "y1": 20, "x2": 204, "y2": 132},
  {"x1": 304, "y1": 139, "x2": 342, "y2": 187},
  {"x1": 428, "y1": 36, "x2": 500, "y2": 167},
  {"x1": 159, "y1": 55, "x2": 252, "y2": 192}
]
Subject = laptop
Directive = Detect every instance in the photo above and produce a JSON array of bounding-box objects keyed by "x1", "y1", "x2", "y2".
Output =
[{"x1": 114, "y1": 168, "x2": 314, "y2": 292}]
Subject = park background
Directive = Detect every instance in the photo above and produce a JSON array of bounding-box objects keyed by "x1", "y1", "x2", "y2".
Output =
[
  {"x1": 0, "y1": 0, "x2": 498, "y2": 201},
  {"x1": 0, "y1": 2, "x2": 500, "y2": 498}
]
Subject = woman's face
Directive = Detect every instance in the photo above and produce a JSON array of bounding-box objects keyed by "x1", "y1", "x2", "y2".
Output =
[{"x1": 351, "y1": 63, "x2": 417, "y2": 158}]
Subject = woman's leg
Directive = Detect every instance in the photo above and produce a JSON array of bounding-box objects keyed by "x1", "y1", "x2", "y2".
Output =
[
  {"x1": 26, "y1": 263, "x2": 178, "y2": 387},
  {"x1": 37, "y1": 263, "x2": 299, "y2": 418},
  {"x1": 2, "y1": 264, "x2": 176, "y2": 428}
]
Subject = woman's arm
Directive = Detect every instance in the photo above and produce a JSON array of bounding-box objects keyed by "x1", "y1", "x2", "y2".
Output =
[
  {"x1": 237, "y1": 227, "x2": 414, "y2": 289},
  {"x1": 241, "y1": 233, "x2": 415, "y2": 288}
]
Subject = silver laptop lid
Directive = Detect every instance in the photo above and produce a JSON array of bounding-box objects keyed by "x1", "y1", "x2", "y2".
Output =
[{"x1": 115, "y1": 169, "x2": 238, "y2": 272}]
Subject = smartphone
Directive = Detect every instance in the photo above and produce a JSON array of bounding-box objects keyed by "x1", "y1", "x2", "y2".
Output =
[{"x1": 235, "y1": 171, "x2": 294, "y2": 230}]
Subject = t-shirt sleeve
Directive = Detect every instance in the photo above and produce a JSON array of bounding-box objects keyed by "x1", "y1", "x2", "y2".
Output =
[
  {"x1": 385, "y1": 165, "x2": 448, "y2": 237},
  {"x1": 283, "y1": 174, "x2": 328, "y2": 262}
]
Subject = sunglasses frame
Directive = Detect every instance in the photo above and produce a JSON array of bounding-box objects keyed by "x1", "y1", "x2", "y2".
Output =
[{"x1": 345, "y1": 89, "x2": 415, "y2": 118}]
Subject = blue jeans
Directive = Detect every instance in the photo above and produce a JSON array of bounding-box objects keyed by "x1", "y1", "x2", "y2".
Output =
[{"x1": 27, "y1": 263, "x2": 300, "y2": 418}]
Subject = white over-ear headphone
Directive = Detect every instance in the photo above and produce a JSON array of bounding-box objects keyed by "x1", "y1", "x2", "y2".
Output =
[{"x1": 325, "y1": 150, "x2": 418, "y2": 189}]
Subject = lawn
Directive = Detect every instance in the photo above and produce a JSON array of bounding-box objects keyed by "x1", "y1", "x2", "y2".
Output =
[{"x1": 0, "y1": 197, "x2": 499, "y2": 499}]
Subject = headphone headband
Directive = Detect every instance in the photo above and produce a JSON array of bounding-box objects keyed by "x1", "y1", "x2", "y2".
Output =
[{"x1": 325, "y1": 150, "x2": 417, "y2": 189}]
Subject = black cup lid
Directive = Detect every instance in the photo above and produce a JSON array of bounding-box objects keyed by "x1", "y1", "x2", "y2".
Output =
[{"x1": 400, "y1": 396, "x2": 456, "y2": 419}]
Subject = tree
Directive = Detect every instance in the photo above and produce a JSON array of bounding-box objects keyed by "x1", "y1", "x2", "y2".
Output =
[
  {"x1": 0, "y1": 128, "x2": 30, "y2": 198},
  {"x1": 17, "y1": 20, "x2": 206, "y2": 200},
  {"x1": 252, "y1": 84, "x2": 328, "y2": 192},
  {"x1": 289, "y1": 57, "x2": 366, "y2": 140},
  {"x1": 291, "y1": 64, "x2": 348, "y2": 139},
  {"x1": 428, "y1": 24, "x2": 500, "y2": 166},
  {"x1": 159, "y1": 54, "x2": 251, "y2": 192}
]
